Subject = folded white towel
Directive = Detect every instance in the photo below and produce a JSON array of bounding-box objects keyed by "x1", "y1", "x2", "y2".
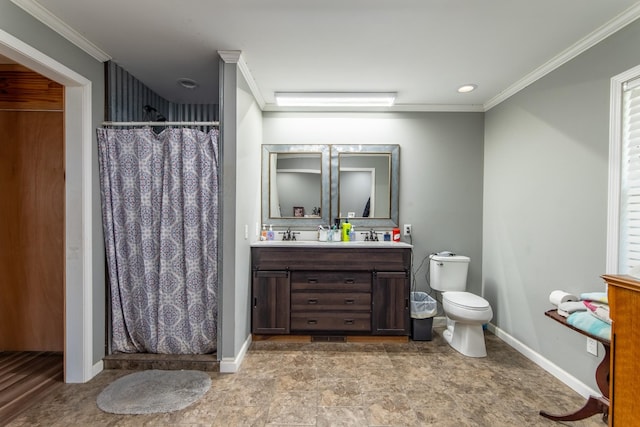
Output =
[
  {"x1": 557, "y1": 301, "x2": 587, "y2": 317},
  {"x1": 549, "y1": 290, "x2": 578, "y2": 306}
]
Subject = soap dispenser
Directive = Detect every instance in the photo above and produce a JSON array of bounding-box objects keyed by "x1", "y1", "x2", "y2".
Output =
[
  {"x1": 261, "y1": 224, "x2": 267, "y2": 241},
  {"x1": 267, "y1": 224, "x2": 275, "y2": 241},
  {"x1": 342, "y1": 219, "x2": 351, "y2": 242},
  {"x1": 349, "y1": 225, "x2": 356, "y2": 242}
]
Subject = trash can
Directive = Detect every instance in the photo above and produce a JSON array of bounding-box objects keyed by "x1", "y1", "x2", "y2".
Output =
[{"x1": 410, "y1": 292, "x2": 437, "y2": 341}]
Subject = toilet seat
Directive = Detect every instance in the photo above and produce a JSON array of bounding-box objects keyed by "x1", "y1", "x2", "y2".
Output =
[
  {"x1": 442, "y1": 291, "x2": 493, "y2": 325},
  {"x1": 443, "y1": 291, "x2": 490, "y2": 311}
]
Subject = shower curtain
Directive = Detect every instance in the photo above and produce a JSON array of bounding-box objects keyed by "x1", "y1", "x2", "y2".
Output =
[{"x1": 97, "y1": 127, "x2": 218, "y2": 354}]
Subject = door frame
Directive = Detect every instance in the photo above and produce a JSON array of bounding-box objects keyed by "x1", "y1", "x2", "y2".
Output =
[{"x1": 0, "y1": 29, "x2": 95, "y2": 383}]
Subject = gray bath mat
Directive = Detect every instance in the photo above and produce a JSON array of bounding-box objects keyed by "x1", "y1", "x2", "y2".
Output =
[{"x1": 97, "y1": 369, "x2": 211, "y2": 414}]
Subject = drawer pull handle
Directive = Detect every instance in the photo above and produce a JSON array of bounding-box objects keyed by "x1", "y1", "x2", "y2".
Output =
[
  {"x1": 307, "y1": 278, "x2": 319, "y2": 284},
  {"x1": 344, "y1": 278, "x2": 355, "y2": 284},
  {"x1": 307, "y1": 320, "x2": 318, "y2": 325},
  {"x1": 307, "y1": 298, "x2": 319, "y2": 304},
  {"x1": 344, "y1": 319, "x2": 355, "y2": 325},
  {"x1": 344, "y1": 298, "x2": 355, "y2": 304}
]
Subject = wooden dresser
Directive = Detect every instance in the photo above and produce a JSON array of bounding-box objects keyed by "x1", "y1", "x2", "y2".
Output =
[{"x1": 602, "y1": 274, "x2": 640, "y2": 426}]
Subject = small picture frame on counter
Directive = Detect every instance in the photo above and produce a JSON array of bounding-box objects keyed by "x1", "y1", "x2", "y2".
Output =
[{"x1": 293, "y1": 206, "x2": 304, "y2": 217}]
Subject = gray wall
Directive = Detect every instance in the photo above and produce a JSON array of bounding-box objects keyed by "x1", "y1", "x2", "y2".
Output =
[
  {"x1": 219, "y1": 57, "x2": 263, "y2": 362},
  {"x1": 262, "y1": 112, "x2": 485, "y2": 307},
  {"x1": 234, "y1": 70, "x2": 263, "y2": 355},
  {"x1": 483, "y1": 18, "x2": 640, "y2": 390},
  {"x1": 0, "y1": 1, "x2": 106, "y2": 366}
]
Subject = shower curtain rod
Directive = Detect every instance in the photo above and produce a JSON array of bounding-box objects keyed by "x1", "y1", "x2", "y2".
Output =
[{"x1": 102, "y1": 121, "x2": 219, "y2": 127}]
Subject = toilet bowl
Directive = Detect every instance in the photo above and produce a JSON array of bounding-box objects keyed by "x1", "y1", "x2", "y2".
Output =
[
  {"x1": 429, "y1": 254, "x2": 493, "y2": 357},
  {"x1": 441, "y1": 291, "x2": 493, "y2": 357}
]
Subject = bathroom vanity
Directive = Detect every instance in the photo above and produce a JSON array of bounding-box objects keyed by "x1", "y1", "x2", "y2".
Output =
[{"x1": 251, "y1": 241, "x2": 412, "y2": 337}]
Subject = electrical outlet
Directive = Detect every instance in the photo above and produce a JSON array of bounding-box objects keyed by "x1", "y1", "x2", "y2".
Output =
[
  {"x1": 586, "y1": 337, "x2": 598, "y2": 356},
  {"x1": 403, "y1": 224, "x2": 411, "y2": 236}
]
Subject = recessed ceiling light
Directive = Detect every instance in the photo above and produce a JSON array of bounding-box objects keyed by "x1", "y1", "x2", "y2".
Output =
[
  {"x1": 274, "y1": 92, "x2": 396, "y2": 107},
  {"x1": 457, "y1": 84, "x2": 477, "y2": 93},
  {"x1": 177, "y1": 78, "x2": 199, "y2": 89}
]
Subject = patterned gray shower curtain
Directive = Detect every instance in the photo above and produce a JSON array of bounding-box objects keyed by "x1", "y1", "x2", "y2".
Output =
[{"x1": 97, "y1": 127, "x2": 218, "y2": 354}]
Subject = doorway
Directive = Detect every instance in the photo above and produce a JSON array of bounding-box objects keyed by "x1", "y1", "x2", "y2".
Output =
[
  {"x1": 0, "y1": 63, "x2": 65, "y2": 352},
  {"x1": 0, "y1": 28, "x2": 95, "y2": 383}
]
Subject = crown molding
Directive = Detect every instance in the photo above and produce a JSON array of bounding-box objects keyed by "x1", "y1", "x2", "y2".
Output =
[
  {"x1": 217, "y1": 50, "x2": 241, "y2": 64},
  {"x1": 218, "y1": 50, "x2": 266, "y2": 109},
  {"x1": 484, "y1": 3, "x2": 640, "y2": 111},
  {"x1": 237, "y1": 55, "x2": 266, "y2": 109},
  {"x1": 11, "y1": 0, "x2": 111, "y2": 62}
]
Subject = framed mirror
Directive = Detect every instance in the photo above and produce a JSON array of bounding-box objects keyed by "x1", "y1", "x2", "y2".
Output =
[
  {"x1": 331, "y1": 144, "x2": 399, "y2": 228},
  {"x1": 261, "y1": 144, "x2": 330, "y2": 227}
]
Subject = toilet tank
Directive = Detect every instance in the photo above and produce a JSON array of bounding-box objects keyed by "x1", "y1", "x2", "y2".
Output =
[{"x1": 429, "y1": 255, "x2": 470, "y2": 292}]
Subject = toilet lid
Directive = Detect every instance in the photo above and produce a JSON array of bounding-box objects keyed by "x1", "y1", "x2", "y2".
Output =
[{"x1": 443, "y1": 291, "x2": 490, "y2": 310}]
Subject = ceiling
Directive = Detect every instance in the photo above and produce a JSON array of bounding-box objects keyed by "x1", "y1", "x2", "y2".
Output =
[{"x1": 20, "y1": 0, "x2": 640, "y2": 110}]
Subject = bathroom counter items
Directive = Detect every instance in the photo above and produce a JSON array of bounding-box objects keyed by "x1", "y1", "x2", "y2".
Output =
[
  {"x1": 251, "y1": 241, "x2": 413, "y2": 249},
  {"x1": 251, "y1": 245, "x2": 412, "y2": 337},
  {"x1": 540, "y1": 309, "x2": 609, "y2": 424}
]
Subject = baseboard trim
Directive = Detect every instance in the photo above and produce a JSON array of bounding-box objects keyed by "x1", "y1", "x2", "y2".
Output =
[
  {"x1": 91, "y1": 360, "x2": 103, "y2": 379},
  {"x1": 487, "y1": 323, "x2": 599, "y2": 399},
  {"x1": 219, "y1": 334, "x2": 252, "y2": 373}
]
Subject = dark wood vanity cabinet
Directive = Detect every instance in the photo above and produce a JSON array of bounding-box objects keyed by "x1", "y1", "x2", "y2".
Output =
[{"x1": 251, "y1": 245, "x2": 411, "y2": 336}]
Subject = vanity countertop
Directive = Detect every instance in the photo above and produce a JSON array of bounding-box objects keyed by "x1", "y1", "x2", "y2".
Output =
[{"x1": 250, "y1": 240, "x2": 413, "y2": 248}]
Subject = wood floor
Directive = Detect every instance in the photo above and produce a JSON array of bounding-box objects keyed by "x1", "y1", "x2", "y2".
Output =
[{"x1": 0, "y1": 352, "x2": 63, "y2": 426}]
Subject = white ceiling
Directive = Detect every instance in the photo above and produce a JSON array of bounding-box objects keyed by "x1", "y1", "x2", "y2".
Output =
[{"x1": 22, "y1": 0, "x2": 640, "y2": 110}]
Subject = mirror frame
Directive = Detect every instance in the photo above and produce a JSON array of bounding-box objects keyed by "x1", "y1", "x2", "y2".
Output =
[
  {"x1": 331, "y1": 144, "x2": 400, "y2": 228},
  {"x1": 261, "y1": 144, "x2": 331, "y2": 227}
]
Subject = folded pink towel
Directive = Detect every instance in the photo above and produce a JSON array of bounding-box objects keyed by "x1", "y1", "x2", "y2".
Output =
[{"x1": 583, "y1": 300, "x2": 611, "y2": 324}]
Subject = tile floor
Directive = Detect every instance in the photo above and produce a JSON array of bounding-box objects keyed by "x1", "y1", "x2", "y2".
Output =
[{"x1": 7, "y1": 329, "x2": 606, "y2": 426}]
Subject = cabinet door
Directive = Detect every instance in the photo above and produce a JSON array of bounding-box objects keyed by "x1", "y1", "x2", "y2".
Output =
[
  {"x1": 372, "y1": 271, "x2": 410, "y2": 335},
  {"x1": 252, "y1": 270, "x2": 290, "y2": 334},
  {"x1": 609, "y1": 284, "x2": 640, "y2": 426}
]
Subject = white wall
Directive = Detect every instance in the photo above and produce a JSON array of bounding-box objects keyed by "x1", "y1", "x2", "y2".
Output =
[
  {"x1": 484, "y1": 18, "x2": 640, "y2": 391},
  {"x1": 262, "y1": 112, "x2": 485, "y2": 301}
]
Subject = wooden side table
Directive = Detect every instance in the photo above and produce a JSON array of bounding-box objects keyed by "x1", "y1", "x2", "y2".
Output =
[{"x1": 539, "y1": 309, "x2": 610, "y2": 423}]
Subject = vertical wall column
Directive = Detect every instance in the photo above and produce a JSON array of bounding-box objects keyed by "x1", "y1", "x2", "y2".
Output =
[{"x1": 218, "y1": 51, "x2": 240, "y2": 363}]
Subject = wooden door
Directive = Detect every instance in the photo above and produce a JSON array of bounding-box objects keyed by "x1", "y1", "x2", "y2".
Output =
[{"x1": 0, "y1": 65, "x2": 64, "y2": 351}]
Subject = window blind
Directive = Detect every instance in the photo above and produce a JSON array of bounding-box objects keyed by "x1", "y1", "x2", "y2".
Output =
[{"x1": 619, "y1": 77, "x2": 640, "y2": 272}]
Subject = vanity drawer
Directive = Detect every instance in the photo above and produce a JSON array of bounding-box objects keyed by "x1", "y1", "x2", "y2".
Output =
[
  {"x1": 291, "y1": 312, "x2": 371, "y2": 332},
  {"x1": 291, "y1": 292, "x2": 371, "y2": 312},
  {"x1": 291, "y1": 271, "x2": 371, "y2": 292}
]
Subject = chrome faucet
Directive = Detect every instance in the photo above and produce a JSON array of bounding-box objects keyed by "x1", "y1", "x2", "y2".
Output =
[
  {"x1": 364, "y1": 229, "x2": 378, "y2": 241},
  {"x1": 280, "y1": 228, "x2": 299, "y2": 241}
]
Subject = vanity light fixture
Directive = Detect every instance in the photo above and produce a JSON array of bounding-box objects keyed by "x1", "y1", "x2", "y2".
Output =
[
  {"x1": 274, "y1": 92, "x2": 397, "y2": 107},
  {"x1": 457, "y1": 84, "x2": 477, "y2": 93},
  {"x1": 177, "y1": 77, "x2": 199, "y2": 89}
]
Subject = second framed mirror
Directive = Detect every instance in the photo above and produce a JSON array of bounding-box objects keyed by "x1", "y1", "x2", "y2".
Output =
[{"x1": 331, "y1": 144, "x2": 399, "y2": 228}]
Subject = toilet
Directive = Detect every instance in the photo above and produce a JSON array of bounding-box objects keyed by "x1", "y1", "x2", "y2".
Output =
[{"x1": 429, "y1": 254, "x2": 493, "y2": 357}]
